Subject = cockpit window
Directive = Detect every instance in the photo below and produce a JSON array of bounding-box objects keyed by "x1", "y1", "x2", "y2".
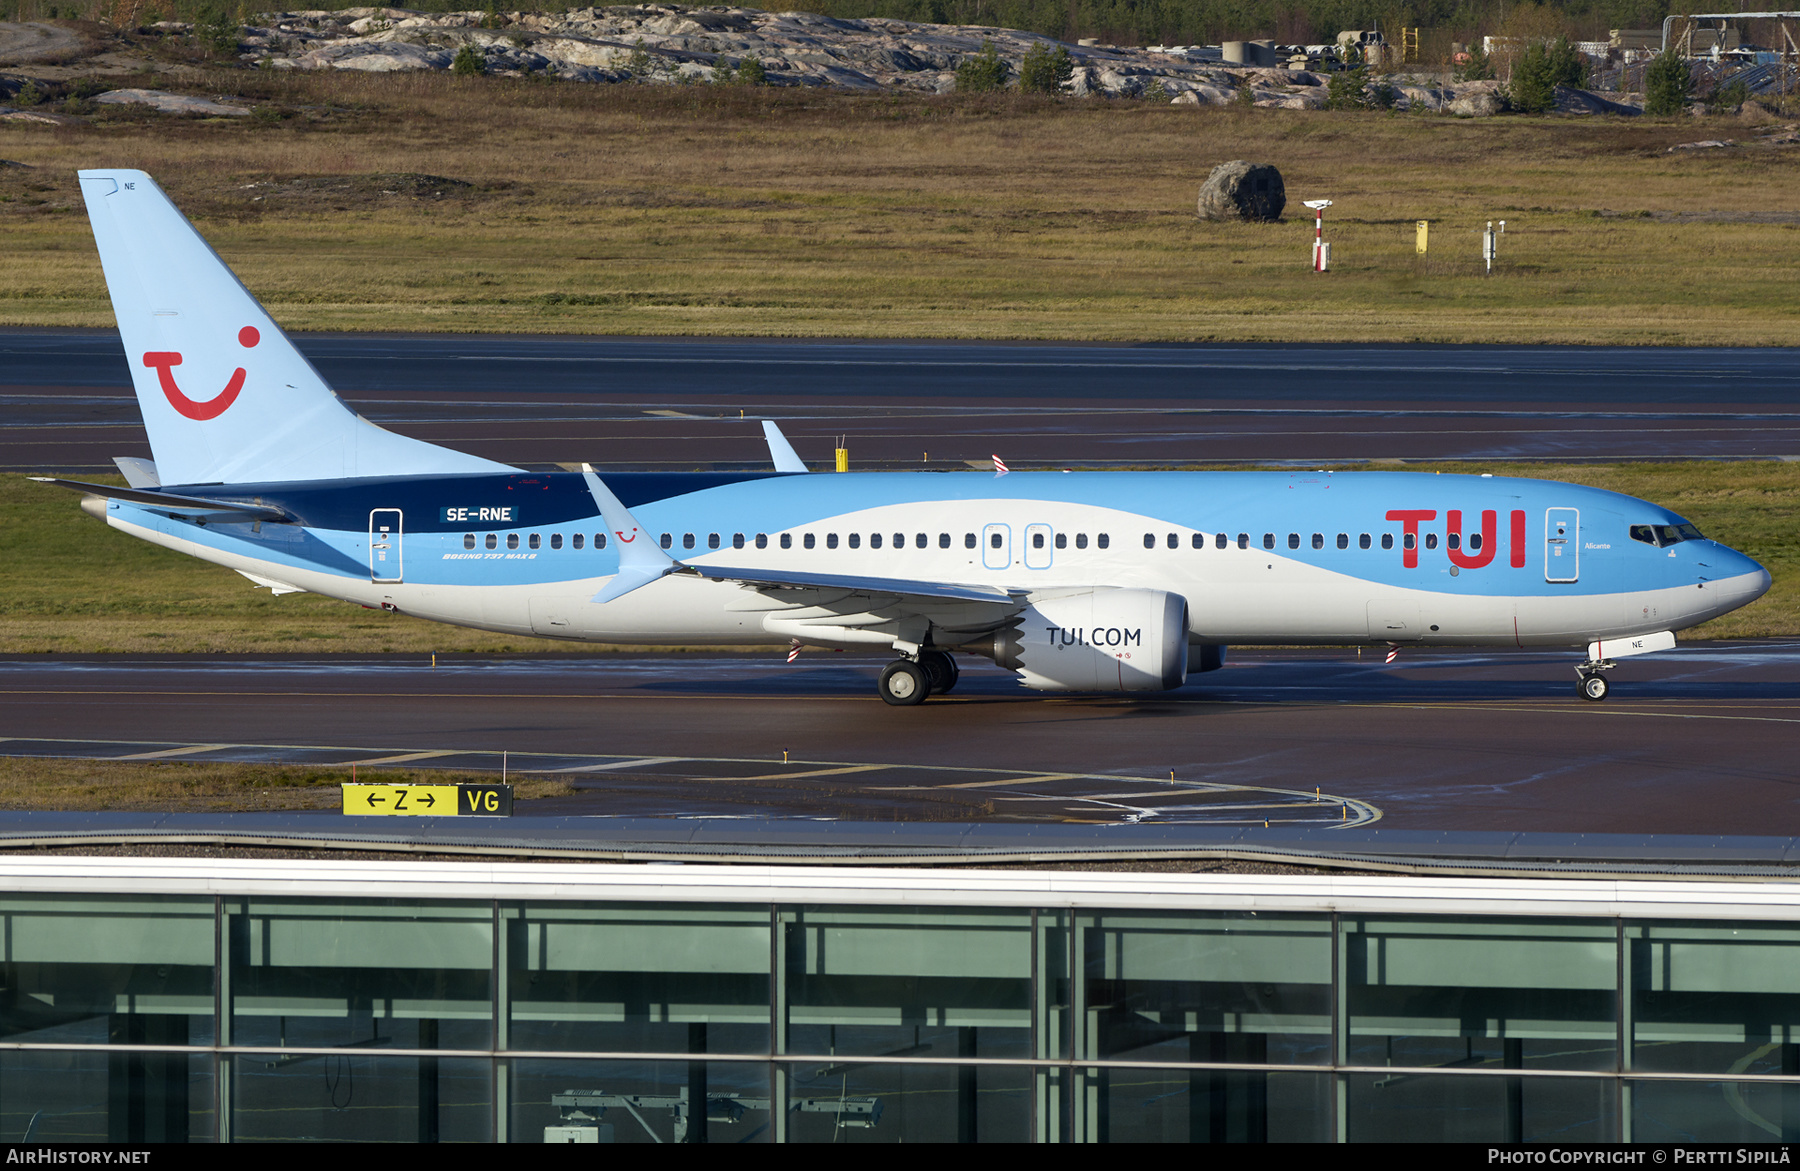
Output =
[{"x1": 1630, "y1": 523, "x2": 1705, "y2": 548}]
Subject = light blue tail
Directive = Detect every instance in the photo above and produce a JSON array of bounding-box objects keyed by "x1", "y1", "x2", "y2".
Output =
[{"x1": 78, "y1": 169, "x2": 513, "y2": 486}]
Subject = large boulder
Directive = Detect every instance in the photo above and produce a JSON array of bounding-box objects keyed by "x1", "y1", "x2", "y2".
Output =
[{"x1": 1196, "y1": 161, "x2": 1285, "y2": 222}]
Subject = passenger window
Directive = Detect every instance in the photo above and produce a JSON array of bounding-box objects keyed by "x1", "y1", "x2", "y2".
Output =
[
  {"x1": 1264, "y1": 533, "x2": 1276, "y2": 550},
  {"x1": 1237, "y1": 533, "x2": 1248, "y2": 549},
  {"x1": 574, "y1": 533, "x2": 585, "y2": 549},
  {"x1": 550, "y1": 533, "x2": 562, "y2": 550},
  {"x1": 939, "y1": 533, "x2": 950, "y2": 549},
  {"x1": 1359, "y1": 533, "x2": 1370, "y2": 549},
  {"x1": 1336, "y1": 533, "x2": 1348, "y2": 550},
  {"x1": 1167, "y1": 533, "x2": 1178, "y2": 549},
  {"x1": 1192, "y1": 533, "x2": 1203, "y2": 549},
  {"x1": 732, "y1": 533, "x2": 745, "y2": 549},
  {"x1": 871, "y1": 533, "x2": 883, "y2": 549},
  {"x1": 1447, "y1": 533, "x2": 1460, "y2": 550},
  {"x1": 1469, "y1": 533, "x2": 1483, "y2": 551},
  {"x1": 826, "y1": 534, "x2": 838, "y2": 549},
  {"x1": 755, "y1": 533, "x2": 768, "y2": 549},
  {"x1": 1404, "y1": 533, "x2": 1416, "y2": 550},
  {"x1": 660, "y1": 533, "x2": 672, "y2": 549},
  {"x1": 528, "y1": 533, "x2": 541, "y2": 550},
  {"x1": 1056, "y1": 533, "x2": 1067, "y2": 549},
  {"x1": 1143, "y1": 533, "x2": 1156, "y2": 549},
  {"x1": 1097, "y1": 533, "x2": 1110, "y2": 549},
  {"x1": 683, "y1": 533, "x2": 696, "y2": 550},
  {"x1": 1033, "y1": 532, "x2": 1044, "y2": 549},
  {"x1": 1216, "y1": 533, "x2": 1227, "y2": 549},
  {"x1": 1076, "y1": 533, "x2": 1088, "y2": 549},
  {"x1": 848, "y1": 533, "x2": 860, "y2": 549},
  {"x1": 989, "y1": 532, "x2": 1002, "y2": 549},
  {"x1": 463, "y1": 533, "x2": 475, "y2": 550},
  {"x1": 709, "y1": 533, "x2": 721, "y2": 550},
  {"x1": 965, "y1": 533, "x2": 976, "y2": 549},
  {"x1": 1381, "y1": 533, "x2": 1393, "y2": 550},
  {"x1": 803, "y1": 534, "x2": 815, "y2": 549},
  {"x1": 595, "y1": 533, "x2": 606, "y2": 549},
  {"x1": 507, "y1": 533, "x2": 520, "y2": 550},
  {"x1": 917, "y1": 533, "x2": 928, "y2": 548},
  {"x1": 781, "y1": 533, "x2": 793, "y2": 549},
  {"x1": 1312, "y1": 533, "x2": 1323, "y2": 550},
  {"x1": 486, "y1": 534, "x2": 498, "y2": 549},
  {"x1": 1424, "y1": 533, "x2": 1438, "y2": 550},
  {"x1": 1287, "y1": 533, "x2": 1299, "y2": 550}
]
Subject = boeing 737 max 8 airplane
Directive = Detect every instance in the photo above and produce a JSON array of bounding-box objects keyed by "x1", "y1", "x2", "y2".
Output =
[{"x1": 36, "y1": 170, "x2": 1772, "y2": 704}]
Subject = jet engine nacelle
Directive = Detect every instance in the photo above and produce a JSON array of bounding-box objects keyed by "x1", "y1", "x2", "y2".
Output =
[{"x1": 982, "y1": 589, "x2": 1189, "y2": 692}]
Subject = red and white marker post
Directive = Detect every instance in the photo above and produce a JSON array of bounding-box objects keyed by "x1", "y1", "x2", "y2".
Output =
[{"x1": 1303, "y1": 199, "x2": 1333, "y2": 272}]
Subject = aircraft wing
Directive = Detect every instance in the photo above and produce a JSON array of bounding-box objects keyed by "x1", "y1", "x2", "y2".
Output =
[
  {"x1": 685, "y1": 562, "x2": 1014, "y2": 604},
  {"x1": 31, "y1": 477, "x2": 290, "y2": 521}
]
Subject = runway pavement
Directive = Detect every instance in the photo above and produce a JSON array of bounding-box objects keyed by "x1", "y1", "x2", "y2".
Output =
[
  {"x1": 3, "y1": 643, "x2": 1797, "y2": 836},
  {"x1": 8, "y1": 332, "x2": 1800, "y2": 472}
]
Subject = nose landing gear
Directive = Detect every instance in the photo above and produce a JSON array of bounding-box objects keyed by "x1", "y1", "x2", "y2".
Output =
[{"x1": 1575, "y1": 658, "x2": 1615, "y2": 702}]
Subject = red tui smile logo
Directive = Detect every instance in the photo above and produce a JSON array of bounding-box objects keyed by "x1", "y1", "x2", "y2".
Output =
[{"x1": 143, "y1": 325, "x2": 260, "y2": 420}]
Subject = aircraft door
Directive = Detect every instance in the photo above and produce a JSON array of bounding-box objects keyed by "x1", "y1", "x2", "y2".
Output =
[
  {"x1": 1545, "y1": 508, "x2": 1578, "y2": 583},
  {"x1": 370, "y1": 509, "x2": 403, "y2": 583},
  {"x1": 982, "y1": 523, "x2": 1011, "y2": 570},
  {"x1": 1024, "y1": 523, "x2": 1053, "y2": 569}
]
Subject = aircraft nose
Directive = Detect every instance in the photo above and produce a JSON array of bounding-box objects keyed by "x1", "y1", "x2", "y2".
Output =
[{"x1": 1711, "y1": 548, "x2": 1771, "y2": 609}]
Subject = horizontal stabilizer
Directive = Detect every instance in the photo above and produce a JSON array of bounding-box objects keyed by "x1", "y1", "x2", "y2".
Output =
[
  {"x1": 112, "y1": 456, "x2": 160, "y2": 488},
  {"x1": 31, "y1": 477, "x2": 289, "y2": 521}
]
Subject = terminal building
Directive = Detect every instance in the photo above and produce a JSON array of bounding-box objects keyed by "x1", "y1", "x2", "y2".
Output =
[{"x1": 0, "y1": 855, "x2": 1797, "y2": 1142}]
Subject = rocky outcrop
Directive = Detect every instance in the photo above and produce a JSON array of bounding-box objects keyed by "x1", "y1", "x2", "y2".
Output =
[
  {"x1": 92, "y1": 88, "x2": 251, "y2": 115},
  {"x1": 220, "y1": 6, "x2": 1567, "y2": 112},
  {"x1": 1197, "y1": 161, "x2": 1285, "y2": 222}
]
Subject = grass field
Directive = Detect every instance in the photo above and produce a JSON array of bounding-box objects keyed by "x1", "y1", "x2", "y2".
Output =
[
  {"x1": 2, "y1": 70, "x2": 1799, "y2": 342},
  {"x1": 7, "y1": 459, "x2": 1797, "y2": 651}
]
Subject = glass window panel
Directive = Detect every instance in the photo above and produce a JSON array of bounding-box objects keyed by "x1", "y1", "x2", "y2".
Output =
[
  {"x1": 782, "y1": 907, "x2": 1031, "y2": 1059},
  {"x1": 510, "y1": 1058, "x2": 769, "y2": 1144},
  {"x1": 0, "y1": 1049, "x2": 214, "y2": 1143},
  {"x1": 232, "y1": 1054, "x2": 490, "y2": 1143},
  {"x1": 784, "y1": 1061, "x2": 1031, "y2": 1143},
  {"x1": 0, "y1": 894, "x2": 215, "y2": 1045},
  {"x1": 505, "y1": 903, "x2": 770, "y2": 1054},
  {"x1": 1629, "y1": 920, "x2": 1800, "y2": 1074},
  {"x1": 229, "y1": 899, "x2": 492, "y2": 1051},
  {"x1": 1346, "y1": 916, "x2": 1618, "y2": 1072},
  {"x1": 1346, "y1": 1073, "x2": 1617, "y2": 1142},
  {"x1": 1078, "y1": 911, "x2": 1331, "y2": 1065},
  {"x1": 1630, "y1": 1077, "x2": 1800, "y2": 1142},
  {"x1": 1085, "y1": 1067, "x2": 1331, "y2": 1143}
]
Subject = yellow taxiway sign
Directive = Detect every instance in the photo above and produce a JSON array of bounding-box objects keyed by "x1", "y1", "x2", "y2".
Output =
[{"x1": 342, "y1": 783, "x2": 512, "y2": 817}]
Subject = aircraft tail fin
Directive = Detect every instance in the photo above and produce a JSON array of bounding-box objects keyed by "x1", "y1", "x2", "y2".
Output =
[{"x1": 78, "y1": 170, "x2": 512, "y2": 487}]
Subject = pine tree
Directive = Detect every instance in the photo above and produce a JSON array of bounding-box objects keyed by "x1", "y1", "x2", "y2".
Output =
[{"x1": 1644, "y1": 51, "x2": 1692, "y2": 115}]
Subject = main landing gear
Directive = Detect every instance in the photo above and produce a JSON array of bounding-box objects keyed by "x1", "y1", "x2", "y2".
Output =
[
  {"x1": 878, "y1": 650, "x2": 960, "y2": 706},
  {"x1": 1575, "y1": 658, "x2": 1615, "y2": 702}
]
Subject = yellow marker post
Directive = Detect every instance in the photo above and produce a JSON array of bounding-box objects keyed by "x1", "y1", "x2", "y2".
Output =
[
  {"x1": 834, "y1": 446, "x2": 849, "y2": 472},
  {"x1": 1416, "y1": 220, "x2": 1429, "y2": 254},
  {"x1": 342, "y1": 783, "x2": 513, "y2": 817}
]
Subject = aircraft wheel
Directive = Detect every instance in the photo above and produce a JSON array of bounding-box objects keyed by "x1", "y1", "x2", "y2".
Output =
[
  {"x1": 1579, "y1": 673, "x2": 1610, "y2": 702},
  {"x1": 919, "y1": 650, "x2": 959, "y2": 694},
  {"x1": 879, "y1": 660, "x2": 930, "y2": 706}
]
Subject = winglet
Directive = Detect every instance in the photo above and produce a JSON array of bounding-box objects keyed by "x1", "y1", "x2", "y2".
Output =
[
  {"x1": 762, "y1": 420, "x2": 808, "y2": 473},
  {"x1": 582, "y1": 464, "x2": 680, "y2": 604}
]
